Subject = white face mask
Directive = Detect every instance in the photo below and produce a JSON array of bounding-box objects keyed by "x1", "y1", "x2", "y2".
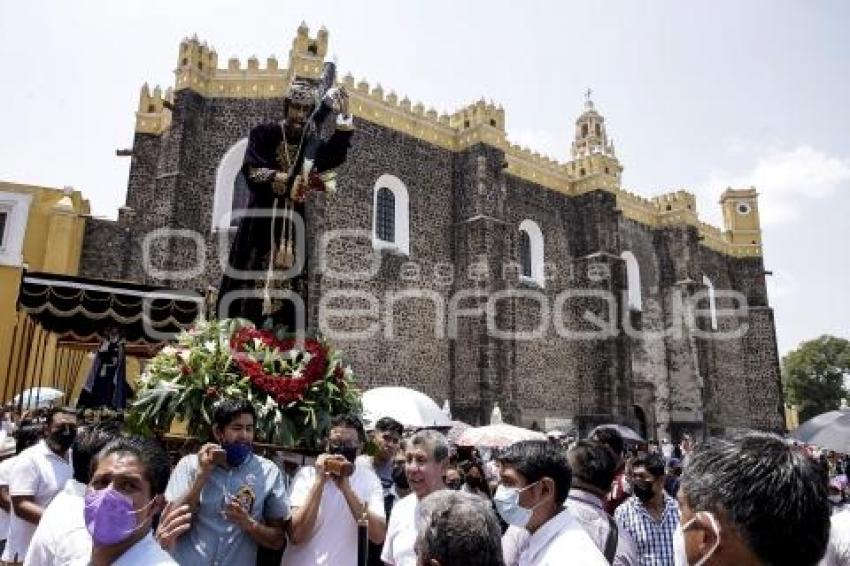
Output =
[
  {"x1": 673, "y1": 512, "x2": 721, "y2": 566},
  {"x1": 493, "y1": 482, "x2": 540, "y2": 528}
]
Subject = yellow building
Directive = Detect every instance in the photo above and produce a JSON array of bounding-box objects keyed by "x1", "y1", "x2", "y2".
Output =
[{"x1": 0, "y1": 181, "x2": 91, "y2": 406}]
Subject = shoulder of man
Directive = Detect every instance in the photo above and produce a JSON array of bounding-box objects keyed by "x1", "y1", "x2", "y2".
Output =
[
  {"x1": 250, "y1": 121, "x2": 284, "y2": 140},
  {"x1": 250, "y1": 453, "x2": 283, "y2": 480}
]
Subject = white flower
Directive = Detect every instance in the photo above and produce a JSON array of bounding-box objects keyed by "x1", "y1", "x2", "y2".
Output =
[
  {"x1": 343, "y1": 366, "x2": 354, "y2": 380},
  {"x1": 178, "y1": 349, "x2": 191, "y2": 362},
  {"x1": 253, "y1": 337, "x2": 264, "y2": 350},
  {"x1": 283, "y1": 349, "x2": 300, "y2": 361},
  {"x1": 204, "y1": 340, "x2": 217, "y2": 353},
  {"x1": 161, "y1": 346, "x2": 177, "y2": 356}
]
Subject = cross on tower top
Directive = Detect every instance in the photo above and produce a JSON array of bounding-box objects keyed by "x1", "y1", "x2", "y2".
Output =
[{"x1": 585, "y1": 88, "x2": 592, "y2": 101}]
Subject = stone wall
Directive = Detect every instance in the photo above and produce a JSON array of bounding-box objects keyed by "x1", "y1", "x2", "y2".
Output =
[{"x1": 78, "y1": 90, "x2": 785, "y2": 436}]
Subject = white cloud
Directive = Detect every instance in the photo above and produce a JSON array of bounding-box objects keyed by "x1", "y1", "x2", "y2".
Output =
[{"x1": 696, "y1": 145, "x2": 850, "y2": 226}]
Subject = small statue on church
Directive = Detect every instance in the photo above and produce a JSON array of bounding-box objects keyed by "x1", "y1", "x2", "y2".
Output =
[{"x1": 217, "y1": 61, "x2": 353, "y2": 329}]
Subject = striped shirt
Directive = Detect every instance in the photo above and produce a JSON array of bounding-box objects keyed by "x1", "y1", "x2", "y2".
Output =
[{"x1": 614, "y1": 494, "x2": 680, "y2": 566}]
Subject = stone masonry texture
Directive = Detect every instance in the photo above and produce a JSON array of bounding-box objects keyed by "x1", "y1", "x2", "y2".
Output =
[{"x1": 78, "y1": 92, "x2": 785, "y2": 438}]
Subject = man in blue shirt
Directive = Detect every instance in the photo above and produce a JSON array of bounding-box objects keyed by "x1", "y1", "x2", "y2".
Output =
[{"x1": 164, "y1": 399, "x2": 289, "y2": 565}]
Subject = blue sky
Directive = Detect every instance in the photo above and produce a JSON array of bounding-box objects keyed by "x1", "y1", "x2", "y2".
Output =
[{"x1": 1, "y1": 0, "x2": 847, "y2": 357}]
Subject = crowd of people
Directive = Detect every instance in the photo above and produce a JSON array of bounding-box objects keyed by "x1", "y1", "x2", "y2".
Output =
[{"x1": 0, "y1": 400, "x2": 847, "y2": 565}]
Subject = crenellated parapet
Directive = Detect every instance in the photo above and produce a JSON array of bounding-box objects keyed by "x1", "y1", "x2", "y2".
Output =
[
  {"x1": 135, "y1": 83, "x2": 174, "y2": 135},
  {"x1": 135, "y1": 24, "x2": 762, "y2": 258},
  {"x1": 652, "y1": 190, "x2": 698, "y2": 226},
  {"x1": 450, "y1": 99, "x2": 505, "y2": 132}
]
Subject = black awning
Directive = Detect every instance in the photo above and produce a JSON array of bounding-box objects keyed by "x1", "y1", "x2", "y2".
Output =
[{"x1": 18, "y1": 272, "x2": 202, "y2": 346}]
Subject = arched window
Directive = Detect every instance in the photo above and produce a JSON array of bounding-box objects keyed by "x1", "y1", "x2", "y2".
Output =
[
  {"x1": 581, "y1": 124, "x2": 588, "y2": 138},
  {"x1": 595, "y1": 123, "x2": 601, "y2": 137},
  {"x1": 518, "y1": 220, "x2": 544, "y2": 286},
  {"x1": 375, "y1": 187, "x2": 395, "y2": 243},
  {"x1": 372, "y1": 174, "x2": 410, "y2": 255},
  {"x1": 519, "y1": 231, "x2": 532, "y2": 277},
  {"x1": 620, "y1": 251, "x2": 642, "y2": 311},
  {"x1": 702, "y1": 275, "x2": 718, "y2": 331},
  {"x1": 211, "y1": 138, "x2": 248, "y2": 232}
]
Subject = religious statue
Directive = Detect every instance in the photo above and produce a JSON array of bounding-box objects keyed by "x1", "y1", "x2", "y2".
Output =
[
  {"x1": 78, "y1": 326, "x2": 131, "y2": 410},
  {"x1": 217, "y1": 61, "x2": 353, "y2": 329}
]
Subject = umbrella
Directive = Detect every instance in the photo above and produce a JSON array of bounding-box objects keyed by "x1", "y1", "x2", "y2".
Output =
[
  {"x1": 446, "y1": 420, "x2": 471, "y2": 445},
  {"x1": 457, "y1": 423, "x2": 547, "y2": 448},
  {"x1": 362, "y1": 387, "x2": 452, "y2": 429},
  {"x1": 12, "y1": 387, "x2": 65, "y2": 410},
  {"x1": 790, "y1": 409, "x2": 850, "y2": 454},
  {"x1": 589, "y1": 424, "x2": 645, "y2": 444}
]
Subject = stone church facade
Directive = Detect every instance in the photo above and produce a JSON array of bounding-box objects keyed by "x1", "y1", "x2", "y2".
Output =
[{"x1": 78, "y1": 25, "x2": 784, "y2": 439}]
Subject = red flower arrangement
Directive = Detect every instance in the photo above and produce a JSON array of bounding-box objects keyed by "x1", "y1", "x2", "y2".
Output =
[{"x1": 130, "y1": 319, "x2": 360, "y2": 447}]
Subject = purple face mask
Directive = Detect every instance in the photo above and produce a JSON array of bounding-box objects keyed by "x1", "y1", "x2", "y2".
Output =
[{"x1": 84, "y1": 487, "x2": 152, "y2": 546}]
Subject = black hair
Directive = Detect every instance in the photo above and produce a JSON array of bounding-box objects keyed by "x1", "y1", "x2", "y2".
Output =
[
  {"x1": 330, "y1": 413, "x2": 367, "y2": 443},
  {"x1": 630, "y1": 452, "x2": 665, "y2": 479},
  {"x1": 568, "y1": 440, "x2": 616, "y2": 492},
  {"x1": 15, "y1": 424, "x2": 43, "y2": 454},
  {"x1": 73, "y1": 422, "x2": 121, "y2": 484},
  {"x1": 497, "y1": 441, "x2": 571, "y2": 505},
  {"x1": 46, "y1": 406, "x2": 77, "y2": 427},
  {"x1": 589, "y1": 426, "x2": 624, "y2": 457},
  {"x1": 212, "y1": 398, "x2": 256, "y2": 430},
  {"x1": 375, "y1": 417, "x2": 403, "y2": 437},
  {"x1": 680, "y1": 432, "x2": 830, "y2": 566},
  {"x1": 96, "y1": 436, "x2": 171, "y2": 496}
]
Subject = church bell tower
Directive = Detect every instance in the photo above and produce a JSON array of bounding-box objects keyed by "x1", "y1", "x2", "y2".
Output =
[{"x1": 569, "y1": 91, "x2": 622, "y2": 185}]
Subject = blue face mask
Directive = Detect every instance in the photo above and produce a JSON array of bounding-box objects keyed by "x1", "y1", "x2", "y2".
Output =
[
  {"x1": 223, "y1": 441, "x2": 252, "y2": 467},
  {"x1": 493, "y1": 481, "x2": 540, "y2": 528}
]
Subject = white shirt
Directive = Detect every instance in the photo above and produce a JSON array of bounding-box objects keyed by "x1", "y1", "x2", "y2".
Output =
[
  {"x1": 567, "y1": 489, "x2": 639, "y2": 566},
  {"x1": 23, "y1": 479, "x2": 89, "y2": 566},
  {"x1": 0, "y1": 456, "x2": 17, "y2": 541},
  {"x1": 281, "y1": 462, "x2": 385, "y2": 566},
  {"x1": 821, "y1": 509, "x2": 850, "y2": 566},
  {"x1": 2, "y1": 440, "x2": 72, "y2": 562},
  {"x1": 503, "y1": 525, "x2": 530, "y2": 566},
  {"x1": 381, "y1": 493, "x2": 420, "y2": 566},
  {"x1": 517, "y1": 509, "x2": 608, "y2": 566},
  {"x1": 113, "y1": 533, "x2": 176, "y2": 565}
]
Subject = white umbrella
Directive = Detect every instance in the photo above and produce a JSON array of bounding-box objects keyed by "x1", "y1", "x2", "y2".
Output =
[
  {"x1": 362, "y1": 387, "x2": 452, "y2": 429},
  {"x1": 442, "y1": 399, "x2": 452, "y2": 420},
  {"x1": 12, "y1": 387, "x2": 64, "y2": 409},
  {"x1": 457, "y1": 423, "x2": 547, "y2": 448}
]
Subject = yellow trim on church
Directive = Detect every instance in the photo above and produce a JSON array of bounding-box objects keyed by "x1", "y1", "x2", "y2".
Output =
[{"x1": 139, "y1": 25, "x2": 763, "y2": 259}]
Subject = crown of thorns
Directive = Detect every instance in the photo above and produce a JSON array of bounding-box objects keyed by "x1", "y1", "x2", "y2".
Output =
[{"x1": 285, "y1": 81, "x2": 318, "y2": 106}]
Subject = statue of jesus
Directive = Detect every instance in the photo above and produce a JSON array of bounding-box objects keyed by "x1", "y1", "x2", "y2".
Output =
[{"x1": 217, "y1": 68, "x2": 353, "y2": 331}]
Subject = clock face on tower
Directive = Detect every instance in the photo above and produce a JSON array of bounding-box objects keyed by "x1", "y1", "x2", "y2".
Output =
[{"x1": 736, "y1": 202, "x2": 752, "y2": 216}]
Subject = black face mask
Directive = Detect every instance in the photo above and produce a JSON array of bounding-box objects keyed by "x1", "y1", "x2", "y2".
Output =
[
  {"x1": 446, "y1": 480, "x2": 462, "y2": 490},
  {"x1": 466, "y1": 475, "x2": 485, "y2": 489},
  {"x1": 49, "y1": 426, "x2": 76, "y2": 452},
  {"x1": 632, "y1": 480, "x2": 655, "y2": 502},
  {"x1": 328, "y1": 442, "x2": 358, "y2": 464},
  {"x1": 392, "y1": 463, "x2": 409, "y2": 490}
]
